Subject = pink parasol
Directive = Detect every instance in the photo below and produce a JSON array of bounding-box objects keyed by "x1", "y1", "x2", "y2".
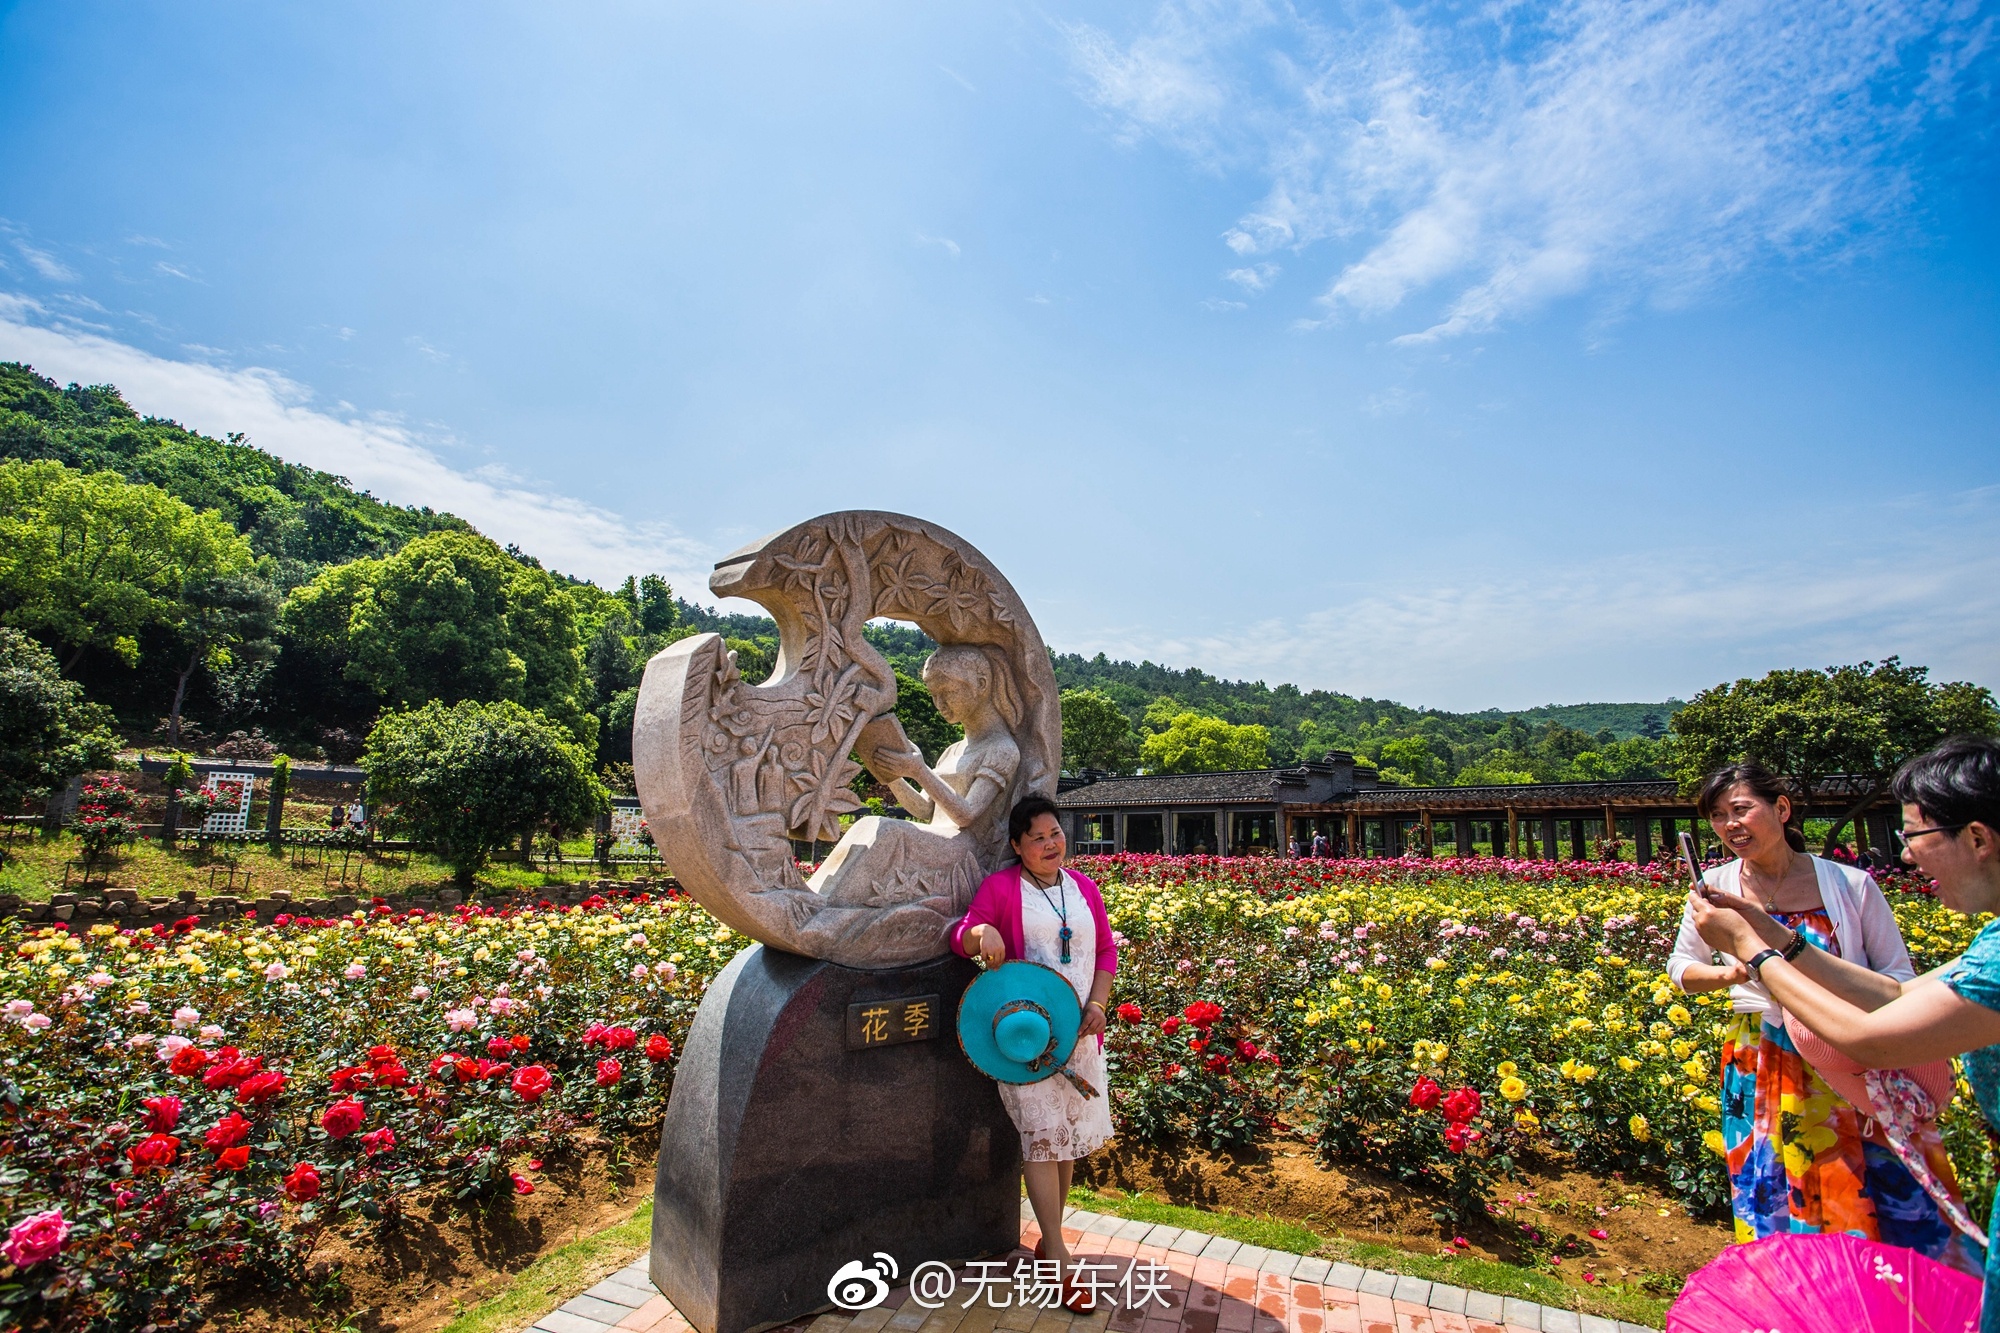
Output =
[{"x1": 1667, "y1": 1232, "x2": 1982, "y2": 1333}]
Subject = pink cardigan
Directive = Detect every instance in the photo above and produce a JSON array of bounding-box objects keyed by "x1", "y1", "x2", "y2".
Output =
[{"x1": 950, "y1": 866, "x2": 1118, "y2": 977}]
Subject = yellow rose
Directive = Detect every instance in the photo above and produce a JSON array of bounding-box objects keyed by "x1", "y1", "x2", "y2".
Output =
[
  {"x1": 1514, "y1": 1109, "x2": 1540, "y2": 1133},
  {"x1": 1496, "y1": 1061, "x2": 1518, "y2": 1079},
  {"x1": 1499, "y1": 1076, "x2": 1527, "y2": 1102},
  {"x1": 1629, "y1": 1115, "x2": 1651, "y2": 1142},
  {"x1": 1667, "y1": 1005, "x2": 1693, "y2": 1027},
  {"x1": 1703, "y1": 1129, "x2": 1728, "y2": 1157}
]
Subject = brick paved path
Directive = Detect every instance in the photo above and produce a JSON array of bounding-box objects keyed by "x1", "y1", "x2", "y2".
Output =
[{"x1": 532, "y1": 1203, "x2": 1660, "y2": 1333}]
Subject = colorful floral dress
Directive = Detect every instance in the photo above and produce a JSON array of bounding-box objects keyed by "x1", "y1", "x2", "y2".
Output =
[
  {"x1": 1720, "y1": 908, "x2": 1979, "y2": 1270},
  {"x1": 1940, "y1": 918, "x2": 2000, "y2": 1329}
]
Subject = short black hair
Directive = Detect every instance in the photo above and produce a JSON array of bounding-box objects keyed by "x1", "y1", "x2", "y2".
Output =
[
  {"x1": 1694, "y1": 762, "x2": 1806, "y2": 852},
  {"x1": 1891, "y1": 736, "x2": 2000, "y2": 834},
  {"x1": 1007, "y1": 794, "x2": 1062, "y2": 846}
]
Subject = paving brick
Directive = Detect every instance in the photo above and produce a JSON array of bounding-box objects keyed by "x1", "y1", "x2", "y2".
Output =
[
  {"x1": 1391, "y1": 1278, "x2": 1431, "y2": 1307},
  {"x1": 1233, "y1": 1245, "x2": 1272, "y2": 1271},
  {"x1": 1292, "y1": 1257, "x2": 1332, "y2": 1285},
  {"x1": 1085, "y1": 1213, "x2": 1126, "y2": 1237},
  {"x1": 806, "y1": 1317, "x2": 851, "y2": 1333},
  {"x1": 1538, "y1": 1312, "x2": 1579, "y2": 1333},
  {"x1": 564, "y1": 1295, "x2": 642, "y2": 1325},
  {"x1": 1393, "y1": 1304, "x2": 1434, "y2": 1332},
  {"x1": 887, "y1": 1302, "x2": 932, "y2": 1331},
  {"x1": 1114, "y1": 1218, "x2": 1156, "y2": 1242},
  {"x1": 1462, "y1": 1292, "x2": 1503, "y2": 1325},
  {"x1": 848, "y1": 1309, "x2": 897, "y2": 1333},
  {"x1": 1358, "y1": 1271, "x2": 1397, "y2": 1299},
  {"x1": 1575, "y1": 1318, "x2": 1617, "y2": 1333},
  {"x1": 1258, "y1": 1252, "x2": 1300, "y2": 1280},
  {"x1": 1356, "y1": 1291, "x2": 1397, "y2": 1333},
  {"x1": 1199, "y1": 1236, "x2": 1243, "y2": 1265},
  {"x1": 1499, "y1": 1300, "x2": 1541, "y2": 1331},
  {"x1": 1323, "y1": 1304, "x2": 1362, "y2": 1333},
  {"x1": 535, "y1": 1312, "x2": 615, "y2": 1333},
  {"x1": 1428, "y1": 1315, "x2": 1471, "y2": 1333},
  {"x1": 1170, "y1": 1231, "x2": 1212, "y2": 1255},
  {"x1": 1616, "y1": 1324, "x2": 1659, "y2": 1333},
  {"x1": 1425, "y1": 1285, "x2": 1465, "y2": 1316},
  {"x1": 995, "y1": 1305, "x2": 1041, "y2": 1331},
  {"x1": 588, "y1": 1277, "x2": 656, "y2": 1309},
  {"x1": 1140, "y1": 1226, "x2": 1184, "y2": 1250},
  {"x1": 1325, "y1": 1263, "x2": 1366, "y2": 1291},
  {"x1": 614, "y1": 1296, "x2": 672, "y2": 1331}
]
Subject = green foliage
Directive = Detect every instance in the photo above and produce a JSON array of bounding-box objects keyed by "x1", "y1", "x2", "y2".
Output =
[
  {"x1": 0, "y1": 460, "x2": 255, "y2": 669},
  {"x1": 1061, "y1": 687, "x2": 1138, "y2": 773},
  {"x1": 365, "y1": 699, "x2": 607, "y2": 883},
  {"x1": 0, "y1": 362, "x2": 466, "y2": 578},
  {"x1": 1140, "y1": 712, "x2": 1271, "y2": 773},
  {"x1": 1669, "y1": 660, "x2": 1999, "y2": 848},
  {"x1": 284, "y1": 531, "x2": 595, "y2": 745},
  {"x1": 0, "y1": 629, "x2": 119, "y2": 813}
]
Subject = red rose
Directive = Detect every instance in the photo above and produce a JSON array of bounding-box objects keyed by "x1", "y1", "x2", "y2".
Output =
[
  {"x1": 595, "y1": 1058, "x2": 623, "y2": 1087},
  {"x1": 483, "y1": 1059, "x2": 511, "y2": 1081},
  {"x1": 1409, "y1": 1076, "x2": 1442, "y2": 1111},
  {"x1": 329, "y1": 1065, "x2": 372, "y2": 1092},
  {"x1": 1444, "y1": 1122, "x2": 1471, "y2": 1154},
  {"x1": 580, "y1": 1022, "x2": 608, "y2": 1048},
  {"x1": 510, "y1": 1034, "x2": 531, "y2": 1052},
  {"x1": 1235, "y1": 1039, "x2": 1261, "y2": 1060},
  {"x1": 366, "y1": 1044, "x2": 398, "y2": 1064},
  {"x1": 1162, "y1": 1063, "x2": 1183, "y2": 1078},
  {"x1": 1116, "y1": 1003, "x2": 1144, "y2": 1024},
  {"x1": 360, "y1": 1127, "x2": 396, "y2": 1156},
  {"x1": 645, "y1": 1034, "x2": 673, "y2": 1063},
  {"x1": 1182, "y1": 1000, "x2": 1223, "y2": 1029},
  {"x1": 1440, "y1": 1087, "x2": 1483, "y2": 1125},
  {"x1": 603, "y1": 1027, "x2": 637, "y2": 1052},
  {"x1": 215, "y1": 1144, "x2": 252, "y2": 1171},
  {"x1": 127, "y1": 1132, "x2": 181, "y2": 1172},
  {"x1": 204, "y1": 1051, "x2": 262, "y2": 1090},
  {"x1": 142, "y1": 1095, "x2": 182, "y2": 1133},
  {"x1": 511, "y1": 1064, "x2": 552, "y2": 1103},
  {"x1": 429, "y1": 1054, "x2": 457, "y2": 1078},
  {"x1": 236, "y1": 1071, "x2": 287, "y2": 1106},
  {"x1": 373, "y1": 1060, "x2": 410, "y2": 1088},
  {"x1": 170, "y1": 1046, "x2": 211, "y2": 1077},
  {"x1": 204, "y1": 1112, "x2": 252, "y2": 1152},
  {"x1": 283, "y1": 1162, "x2": 321, "y2": 1202},
  {"x1": 455, "y1": 1057, "x2": 481, "y2": 1083},
  {"x1": 320, "y1": 1098, "x2": 366, "y2": 1139},
  {"x1": 486, "y1": 1036, "x2": 515, "y2": 1058},
  {"x1": 1160, "y1": 1016, "x2": 1183, "y2": 1036},
  {"x1": 1202, "y1": 1053, "x2": 1230, "y2": 1073}
]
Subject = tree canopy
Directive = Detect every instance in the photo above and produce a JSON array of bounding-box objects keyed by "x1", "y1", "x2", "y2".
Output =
[
  {"x1": 1669, "y1": 659, "x2": 2000, "y2": 850},
  {"x1": 0, "y1": 628, "x2": 120, "y2": 815},
  {"x1": 364, "y1": 699, "x2": 606, "y2": 883},
  {"x1": 1140, "y1": 712, "x2": 1271, "y2": 774},
  {"x1": 1061, "y1": 687, "x2": 1138, "y2": 773}
]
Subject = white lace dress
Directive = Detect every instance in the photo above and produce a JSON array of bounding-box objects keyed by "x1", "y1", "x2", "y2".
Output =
[{"x1": 998, "y1": 870, "x2": 1115, "y2": 1162}]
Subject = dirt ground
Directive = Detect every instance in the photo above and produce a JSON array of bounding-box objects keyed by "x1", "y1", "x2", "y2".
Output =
[
  {"x1": 207, "y1": 1143, "x2": 655, "y2": 1333},
  {"x1": 1078, "y1": 1139, "x2": 1732, "y2": 1297}
]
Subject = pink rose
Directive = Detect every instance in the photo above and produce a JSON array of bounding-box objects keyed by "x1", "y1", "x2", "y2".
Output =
[{"x1": 3, "y1": 1208, "x2": 67, "y2": 1267}]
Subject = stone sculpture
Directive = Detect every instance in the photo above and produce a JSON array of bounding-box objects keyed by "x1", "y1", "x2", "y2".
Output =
[{"x1": 633, "y1": 509, "x2": 1060, "y2": 968}]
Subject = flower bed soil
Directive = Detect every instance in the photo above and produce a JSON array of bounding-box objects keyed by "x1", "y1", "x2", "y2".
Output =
[
  {"x1": 214, "y1": 1137, "x2": 654, "y2": 1333},
  {"x1": 1078, "y1": 1137, "x2": 1730, "y2": 1299}
]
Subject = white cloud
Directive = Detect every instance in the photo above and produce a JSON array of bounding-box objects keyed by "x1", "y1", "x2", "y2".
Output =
[
  {"x1": 13, "y1": 242, "x2": 76, "y2": 283},
  {"x1": 1079, "y1": 488, "x2": 2000, "y2": 709},
  {"x1": 1224, "y1": 262, "x2": 1279, "y2": 292},
  {"x1": 915, "y1": 232, "x2": 961, "y2": 258},
  {"x1": 0, "y1": 295, "x2": 713, "y2": 589},
  {"x1": 1069, "y1": 0, "x2": 1995, "y2": 339}
]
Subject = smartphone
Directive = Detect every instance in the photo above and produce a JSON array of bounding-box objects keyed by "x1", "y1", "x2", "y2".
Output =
[{"x1": 1679, "y1": 831, "x2": 1706, "y2": 891}]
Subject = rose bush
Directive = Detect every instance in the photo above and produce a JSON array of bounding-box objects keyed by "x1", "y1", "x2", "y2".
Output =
[{"x1": 0, "y1": 888, "x2": 726, "y2": 1330}]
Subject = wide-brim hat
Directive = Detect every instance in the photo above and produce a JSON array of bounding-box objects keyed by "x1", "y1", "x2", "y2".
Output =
[{"x1": 957, "y1": 960, "x2": 1081, "y2": 1085}]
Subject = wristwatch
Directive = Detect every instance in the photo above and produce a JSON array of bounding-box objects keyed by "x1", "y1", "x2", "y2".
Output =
[{"x1": 1747, "y1": 948, "x2": 1782, "y2": 976}]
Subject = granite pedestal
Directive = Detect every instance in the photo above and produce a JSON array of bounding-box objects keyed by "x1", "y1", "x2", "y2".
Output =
[{"x1": 650, "y1": 945, "x2": 1020, "y2": 1333}]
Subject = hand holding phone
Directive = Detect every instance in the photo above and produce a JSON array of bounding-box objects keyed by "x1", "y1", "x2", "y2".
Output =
[{"x1": 1679, "y1": 831, "x2": 1707, "y2": 894}]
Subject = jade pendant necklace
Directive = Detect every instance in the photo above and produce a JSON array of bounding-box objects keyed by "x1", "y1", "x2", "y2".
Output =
[{"x1": 1024, "y1": 866, "x2": 1073, "y2": 964}]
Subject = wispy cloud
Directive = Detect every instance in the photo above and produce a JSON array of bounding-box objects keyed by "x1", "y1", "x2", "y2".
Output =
[
  {"x1": 1224, "y1": 262, "x2": 1279, "y2": 292},
  {"x1": 916, "y1": 232, "x2": 962, "y2": 258},
  {"x1": 13, "y1": 241, "x2": 76, "y2": 282},
  {"x1": 1089, "y1": 489, "x2": 2000, "y2": 709},
  {"x1": 1068, "y1": 0, "x2": 1995, "y2": 340},
  {"x1": 937, "y1": 64, "x2": 977, "y2": 93},
  {"x1": 0, "y1": 295, "x2": 713, "y2": 589}
]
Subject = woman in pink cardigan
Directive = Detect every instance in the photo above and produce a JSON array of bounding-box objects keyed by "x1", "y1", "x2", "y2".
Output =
[{"x1": 952, "y1": 794, "x2": 1117, "y2": 1282}]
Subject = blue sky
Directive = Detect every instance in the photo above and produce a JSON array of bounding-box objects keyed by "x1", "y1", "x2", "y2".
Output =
[{"x1": 2, "y1": 0, "x2": 1996, "y2": 711}]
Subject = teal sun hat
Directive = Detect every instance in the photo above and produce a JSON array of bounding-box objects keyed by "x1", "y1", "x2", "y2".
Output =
[{"x1": 957, "y1": 960, "x2": 1082, "y2": 1085}]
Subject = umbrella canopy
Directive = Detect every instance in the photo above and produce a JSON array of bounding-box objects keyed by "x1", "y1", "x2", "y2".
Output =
[{"x1": 1668, "y1": 1232, "x2": 1981, "y2": 1333}]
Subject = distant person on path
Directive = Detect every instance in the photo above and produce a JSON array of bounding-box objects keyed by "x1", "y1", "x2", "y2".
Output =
[
  {"x1": 1669, "y1": 763, "x2": 1976, "y2": 1267},
  {"x1": 952, "y1": 795, "x2": 1115, "y2": 1307},
  {"x1": 1691, "y1": 737, "x2": 2000, "y2": 1313},
  {"x1": 327, "y1": 804, "x2": 344, "y2": 833},
  {"x1": 1287, "y1": 837, "x2": 1301, "y2": 859},
  {"x1": 1312, "y1": 831, "x2": 1330, "y2": 859}
]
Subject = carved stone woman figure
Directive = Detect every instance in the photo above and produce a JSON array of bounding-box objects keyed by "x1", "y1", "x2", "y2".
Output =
[{"x1": 808, "y1": 644, "x2": 1022, "y2": 921}]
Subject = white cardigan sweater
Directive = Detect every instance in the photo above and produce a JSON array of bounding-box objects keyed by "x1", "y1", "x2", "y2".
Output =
[{"x1": 1667, "y1": 856, "x2": 1915, "y2": 1021}]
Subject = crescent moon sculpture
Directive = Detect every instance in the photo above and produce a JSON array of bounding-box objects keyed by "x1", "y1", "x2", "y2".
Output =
[{"x1": 632, "y1": 511, "x2": 1060, "y2": 969}]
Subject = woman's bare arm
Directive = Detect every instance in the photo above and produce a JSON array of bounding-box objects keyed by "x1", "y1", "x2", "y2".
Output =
[{"x1": 1690, "y1": 887, "x2": 1906, "y2": 1010}]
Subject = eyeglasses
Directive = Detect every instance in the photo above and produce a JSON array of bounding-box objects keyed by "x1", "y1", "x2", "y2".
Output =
[{"x1": 1893, "y1": 824, "x2": 1969, "y2": 854}]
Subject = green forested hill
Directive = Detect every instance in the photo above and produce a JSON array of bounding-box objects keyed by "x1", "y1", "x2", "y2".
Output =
[{"x1": 0, "y1": 362, "x2": 467, "y2": 589}]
